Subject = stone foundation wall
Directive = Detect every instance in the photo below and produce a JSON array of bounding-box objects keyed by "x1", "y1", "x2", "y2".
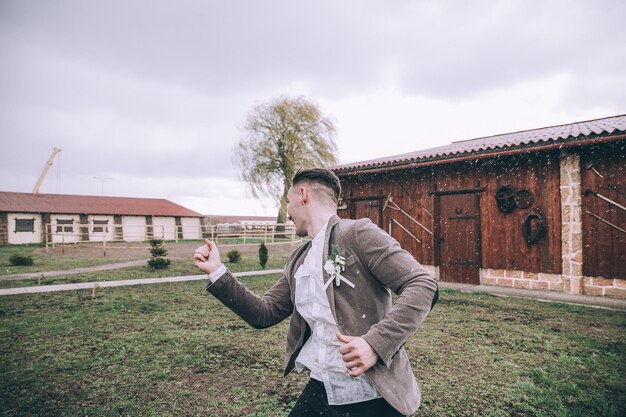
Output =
[
  {"x1": 582, "y1": 276, "x2": 626, "y2": 298},
  {"x1": 480, "y1": 268, "x2": 626, "y2": 299},
  {"x1": 481, "y1": 268, "x2": 564, "y2": 292},
  {"x1": 424, "y1": 263, "x2": 626, "y2": 299}
]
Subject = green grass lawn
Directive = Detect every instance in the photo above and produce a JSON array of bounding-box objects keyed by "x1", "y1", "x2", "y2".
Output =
[
  {"x1": 0, "y1": 244, "x2": 135, "y2": 276},
  {"x1": 0, "y1": 253, "x2": 291, "y2": 289},
  {"x1": 0, "y1": 260, "x2": 195, "y2": 289},
  {"x1": 1, "y1": 277, "x2": 625, "y2": 417},
  {"x1": 0, "y1": 242, "x2": 295, "y2": 289}
]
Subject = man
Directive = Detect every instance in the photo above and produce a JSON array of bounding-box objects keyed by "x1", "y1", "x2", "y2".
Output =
[{"x1": 194, "y1": 168, "x2": 438, "y2": 416}]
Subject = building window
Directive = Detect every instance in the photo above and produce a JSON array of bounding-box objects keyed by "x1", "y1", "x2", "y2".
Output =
[
  {"x1": 15, "y1": 218, "x2": 35, "y2": 233},
  {"x1": 92, "y1": 219, "x2": 108, "y2": 233},
  {"x1": 56, "y1": 219, "x2": 74, "y2": 233}
]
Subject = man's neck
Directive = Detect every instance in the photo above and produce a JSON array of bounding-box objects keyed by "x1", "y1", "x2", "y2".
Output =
[{"x1": 307, "y1": 209, "x2": 336, "y2": 238}]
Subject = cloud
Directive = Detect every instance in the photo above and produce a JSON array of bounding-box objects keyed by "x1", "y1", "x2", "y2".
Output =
[
  {"x1": 0, "y1": 42, "x2": 247, "y2": 178},
  {"x1": 325, "y1": 72, "x2": 618, "y2": 164},
  {"x1": 385, "y1": 0, "x2": 626, "y2": 101},
  {"x1": 1, "y1": 0, "x2": 625, "y2": 215},
  {"x1": 3, "y1": 0, "x2": 625, "y2": 103}
]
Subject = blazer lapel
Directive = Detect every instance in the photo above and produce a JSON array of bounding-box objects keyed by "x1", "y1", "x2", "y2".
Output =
[
  {"x1": 290, "y1": 241, "x2": 312, "y2": 305},
  {"x1": 323, "y1": 215, "x2": 341, "y2": 322}
]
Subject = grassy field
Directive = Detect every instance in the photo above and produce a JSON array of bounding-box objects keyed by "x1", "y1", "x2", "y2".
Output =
[
  {"x1": 0, "y1": 241, "x2": 302, "y2": 290},
  {"x1": 0, "y1": 241, "x2": 302, "y2": 276},
  {"x1": 0, "y1": 243, "x2": 134, "y2": 276},
  {"x1": 1, "y1": 272, "x2": 625, "y2": 416}
]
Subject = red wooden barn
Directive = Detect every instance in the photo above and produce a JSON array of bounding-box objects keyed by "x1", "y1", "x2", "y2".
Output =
[{"x1": 332, "y1": 115, "x2": 626, "y2": 298}]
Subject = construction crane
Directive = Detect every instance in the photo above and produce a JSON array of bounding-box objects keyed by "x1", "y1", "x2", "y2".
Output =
[{"x1": 32, "y1": 147, "x2": 62, "y2": 194}]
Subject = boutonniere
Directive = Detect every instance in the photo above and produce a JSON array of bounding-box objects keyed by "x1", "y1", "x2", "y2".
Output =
[{"x1": 323, "y1": 244, "x2": 355, "y2": 290}]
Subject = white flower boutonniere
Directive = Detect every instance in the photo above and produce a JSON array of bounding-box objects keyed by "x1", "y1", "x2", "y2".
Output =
[{"x1": 323, "y1": 244, "x2": 355, "y2": 290}]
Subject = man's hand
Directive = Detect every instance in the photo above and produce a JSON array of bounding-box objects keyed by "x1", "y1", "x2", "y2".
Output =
[
  {"x1": 194, "y1": 239, "x2": 222, "y2": 274},
  {"x1": 336, "y1": 332, "x2": 379, "y2": 377}
]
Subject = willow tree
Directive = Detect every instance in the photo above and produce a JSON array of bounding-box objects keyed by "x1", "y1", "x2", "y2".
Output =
[{"x1": 234, "y1": 96, "x2": 338, "y2": 224}]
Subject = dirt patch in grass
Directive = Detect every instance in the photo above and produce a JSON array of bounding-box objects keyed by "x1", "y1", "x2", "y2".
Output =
[{"x1": 159, "y1": 367, "x2": 306, "y2": 416}]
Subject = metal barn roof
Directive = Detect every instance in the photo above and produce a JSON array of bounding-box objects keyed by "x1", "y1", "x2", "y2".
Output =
[
  {"x1": 0, "y1": 192, "x2": 203, "y2": 217},
  {"x1": 332, "y1": 114, "x2": 626, "y2": 174}
]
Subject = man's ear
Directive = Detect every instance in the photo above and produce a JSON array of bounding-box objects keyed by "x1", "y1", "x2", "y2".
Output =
[{"x1": 300, "y1": 186, "x2": 309, "y2": 204}]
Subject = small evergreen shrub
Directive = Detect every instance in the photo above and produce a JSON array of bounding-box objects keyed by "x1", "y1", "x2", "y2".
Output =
[
  {"x1": 147, "y1": 258, "x2": 171, "y2": 270},
  {"x1": 147, "y1": 239, "x2": 170, "y2": 270},
  {"x1": 259, "y1": 242, "x2": 268, "y2": 269},
  {"x1": 226, "y1": 249, "x2": 242, "y2": 263},
  {"x1": 9, "y1": 253, "x2": 34, "y2": 266}
]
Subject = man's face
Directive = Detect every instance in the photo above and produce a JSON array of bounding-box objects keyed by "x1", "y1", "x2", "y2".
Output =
[{"x1": 286, "y1": 185, "x2": 308, "y2": 237}]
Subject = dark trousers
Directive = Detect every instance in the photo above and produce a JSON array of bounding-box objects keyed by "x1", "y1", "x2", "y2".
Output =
[{"x1": 288, "y1": 378, "x2": 405, "y2": 417}]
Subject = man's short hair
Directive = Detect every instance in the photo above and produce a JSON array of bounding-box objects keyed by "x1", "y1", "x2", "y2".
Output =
[{"x1": 292, "y1": 168, "x2": 341, "y2": 204}]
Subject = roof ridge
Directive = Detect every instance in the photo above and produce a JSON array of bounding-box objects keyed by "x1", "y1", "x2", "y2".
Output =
[
  {"x1": 1, "y1": 190, "x2": 170, "y2": 201},
  {"x1": 332, "y1": 114, "x2": 626, "y2": 172},
  {"x1": 0, "y1": 191, "x2": 203, "y2": 217},
  {"x1": 451, "y1": 113, "x2": 626, "y2": 144}
]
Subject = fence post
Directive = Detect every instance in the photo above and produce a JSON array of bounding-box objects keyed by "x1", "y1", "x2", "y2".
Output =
[{"x1": 45, "y1": 223, "x2": 49, "y2": 252}]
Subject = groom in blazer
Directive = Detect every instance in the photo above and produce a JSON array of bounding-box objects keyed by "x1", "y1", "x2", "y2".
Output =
[{"x1": 194, "y1": 168, "x2": 438, "y2": 416}]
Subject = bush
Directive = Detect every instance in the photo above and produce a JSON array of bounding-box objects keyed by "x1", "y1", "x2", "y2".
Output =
[
  {"x1": 9, "y1": 253, "x2": 34, "y2": 266},
  {"x1": 147, "y1": 239, "x2": 170, "y2": 270},
  {"x1": 226, "y1": 249, "x2": 242, "y2": 263},
  {"x1": 147, "y1": 258, "x2": 171, "y2": 270},
  {"x1": 148, "y1": 239, "x2": 168, "y2": 258},
  {"x1": 259, "y1": 242, "x2": 268, "y2": 269}
]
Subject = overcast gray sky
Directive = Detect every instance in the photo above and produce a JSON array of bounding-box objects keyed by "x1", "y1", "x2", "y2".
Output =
[{"x1": 1, "y1": 0, "x2": 625, "y2": 216}]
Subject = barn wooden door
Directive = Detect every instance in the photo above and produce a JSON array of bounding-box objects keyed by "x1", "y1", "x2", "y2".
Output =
[
  {"x1": 437, "y1": 192, "x2": 481, "y2": 284},
  {"x1": 352, "y1": 198, "x2": 382, "y2": 228}
]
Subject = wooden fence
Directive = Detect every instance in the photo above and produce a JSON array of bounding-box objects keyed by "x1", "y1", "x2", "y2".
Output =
[
  {"x1": 44, "y1": 222, "x2": 299, "y2": 253},
  {"x1": 202, "y1": 223, "x2": 297, "y2": 243}
]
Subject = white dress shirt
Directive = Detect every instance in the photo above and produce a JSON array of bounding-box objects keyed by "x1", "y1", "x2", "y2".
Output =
[
  {"x1": 293, "y1": 224, "x2": 380, "y2": 405},
  {"x1": 206, "y1": 226, "x2": 380, "y2": 405}
]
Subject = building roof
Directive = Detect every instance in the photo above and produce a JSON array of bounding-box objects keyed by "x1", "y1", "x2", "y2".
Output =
[
  {"x1": 332, "y1": 114, "x2": 626, "y2": 174},
  {"x1": 0, "y1": 192, "x2": 203, "y2": 217}
]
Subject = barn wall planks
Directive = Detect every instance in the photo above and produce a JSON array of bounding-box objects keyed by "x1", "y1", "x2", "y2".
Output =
[
  {"x1": 339, "y1": 169, "x2": 436, "y2": 265},
  {"x1": 581, "y1": 142, "x2": 626, "y2": 279},
  {"x1": 338, "y1": 151, "x2": 563, "y2": 275}
]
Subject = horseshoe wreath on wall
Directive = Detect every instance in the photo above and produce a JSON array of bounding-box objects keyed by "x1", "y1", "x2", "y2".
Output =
[
  {"x1": 496, "y1": 185, "x2": 536, "y2": 213},
  {"x1": 495, "y1": 185, "x2": 516, "y2": 213},
  {"x1": 522, "y1": 212, "x2": 546, "y2": 244}
]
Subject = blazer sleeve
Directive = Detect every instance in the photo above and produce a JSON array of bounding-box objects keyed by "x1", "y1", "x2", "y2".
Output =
[
  {"x1": 206, "y1": 270, "x2": 293, "y2": 329},
  {"x1": 354, "y1": 219, "x2": 438, "y2": 366}
]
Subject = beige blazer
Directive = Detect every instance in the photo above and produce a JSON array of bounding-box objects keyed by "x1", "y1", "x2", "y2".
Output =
[{"x1": 207, "y1": 215, "x2": 438, "y2": 415}]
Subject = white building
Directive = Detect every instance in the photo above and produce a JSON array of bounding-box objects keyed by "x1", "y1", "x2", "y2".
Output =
[{"x1": 0, "y1": 191, "x2": 203, "y2": 245}]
